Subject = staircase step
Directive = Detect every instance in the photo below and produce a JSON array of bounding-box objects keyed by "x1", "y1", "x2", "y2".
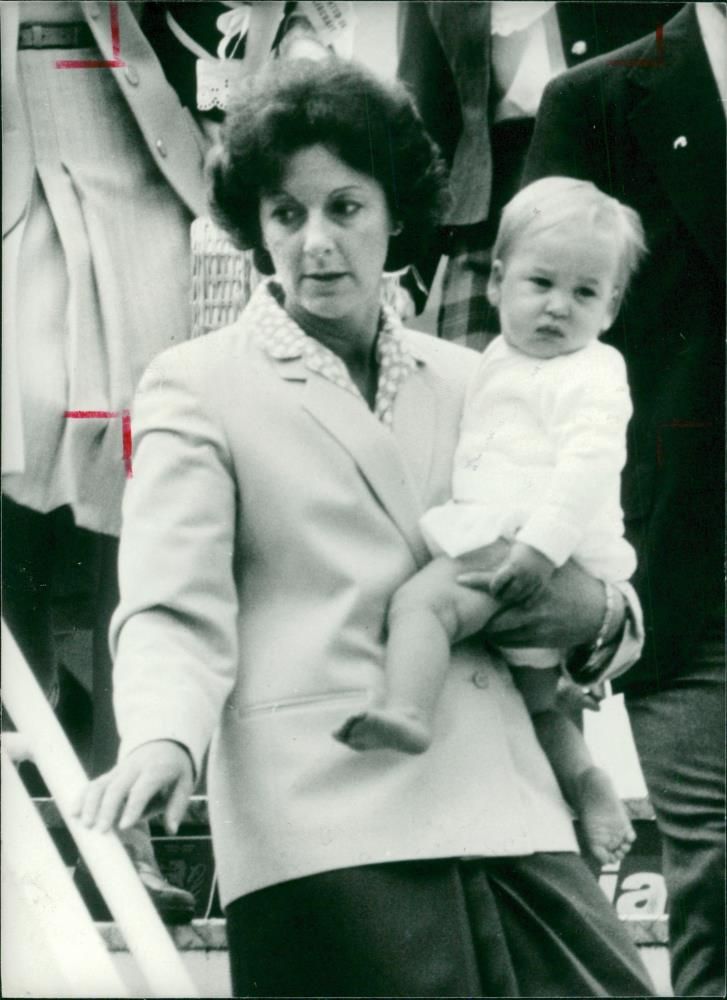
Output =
[{"x1": 96, "y1": 915, "x2": 668, "y2": 952}]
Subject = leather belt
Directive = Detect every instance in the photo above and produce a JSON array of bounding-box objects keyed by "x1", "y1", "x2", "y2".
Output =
[{"x1": 18, "y1": 23, "x2": 96, "y2": 50}]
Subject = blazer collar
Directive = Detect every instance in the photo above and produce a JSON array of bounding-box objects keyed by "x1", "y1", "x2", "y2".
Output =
[
  {"x1": 243, "y1": 282, "x2": 434, "y2": 568},
  {"x1": 626, "y1": 3, "x2": 725, "y2": 274},
  {"x1": 253, "y1": 281, "x2": 417, "y2": 421}
]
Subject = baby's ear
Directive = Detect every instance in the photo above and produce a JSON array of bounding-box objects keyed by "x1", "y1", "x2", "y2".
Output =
[
  {"x1": 602, "y1": 287, "x2": 621, "y2": 330},
  {"x1": 487, "y1": 260, "x2": 504, "y2": 306}
]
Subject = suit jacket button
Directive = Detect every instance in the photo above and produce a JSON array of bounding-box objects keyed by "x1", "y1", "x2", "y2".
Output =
[
  {"x1": 571, "y1": 40, "x2": 588, "y2": 56},
  {"x1": 87, "y1": 2, "x2": 100, "y2": 18},
  {"x1": 155, "y1": 138, "x2": 168, "y2": 158},
  {"x1": 125, "y1": 64, "x2": 140, "y2": 87},
  {"x1": 472, "y1": 670, "x2": 489, "y2": 689}
]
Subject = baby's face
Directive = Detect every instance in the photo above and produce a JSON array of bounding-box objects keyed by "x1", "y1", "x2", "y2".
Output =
[{"x1": 490, "y1": 222, "x2": 621, "y2": 360}]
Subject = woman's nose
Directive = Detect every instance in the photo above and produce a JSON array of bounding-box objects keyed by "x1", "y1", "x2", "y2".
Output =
[{"x1": 302, "y1": 213, "x2": 334, "y2": 257}]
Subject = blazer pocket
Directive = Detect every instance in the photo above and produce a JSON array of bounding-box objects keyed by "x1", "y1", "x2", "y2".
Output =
[{"x1": 235, "y1": 688, "x2": 367, "y2": 719}]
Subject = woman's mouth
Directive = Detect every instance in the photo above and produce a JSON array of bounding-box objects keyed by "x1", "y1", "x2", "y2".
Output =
[{"x1": 305, "y1": 272, "x2": 347, "y2": 284}]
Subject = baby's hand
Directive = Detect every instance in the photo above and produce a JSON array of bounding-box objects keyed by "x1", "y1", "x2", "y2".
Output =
[{"x1": 489, "y1": 541, "x2": 556, "y2": 605}]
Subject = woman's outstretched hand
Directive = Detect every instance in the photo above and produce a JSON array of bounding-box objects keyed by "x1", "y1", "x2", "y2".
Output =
[{"x1": 72, "y1": 740, "x2": 194, "y2": 836}]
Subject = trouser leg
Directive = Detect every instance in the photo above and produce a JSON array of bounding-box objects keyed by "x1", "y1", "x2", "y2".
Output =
[
  {"x1": 91, "y1": 534, "x2": 120, "y2": 776},
  {"x1": 1, "y1": 496, "x2": 58, "y2": 697},
  {"x1": 625, "y1": 645, "x2": 726, "y2": 997}
]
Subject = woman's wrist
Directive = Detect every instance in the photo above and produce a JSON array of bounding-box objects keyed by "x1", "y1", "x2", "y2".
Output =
[
  {"x1": 587, "y1": 580, "x2": 624, "y2": 656},
  {"x1": 567, "y1": 580, "x2": 626, "y2": 681},
  {"x1": 602, "y1": 582, "x2": 626, "y2": 645}
]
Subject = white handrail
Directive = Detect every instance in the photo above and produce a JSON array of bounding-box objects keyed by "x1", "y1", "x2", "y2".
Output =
[
  {"x1": 1, "y1": 619, "x2": 199, "y2": 998},
  {"x1": 2, "y1": 747, "x2": 130, "y2": 997}
]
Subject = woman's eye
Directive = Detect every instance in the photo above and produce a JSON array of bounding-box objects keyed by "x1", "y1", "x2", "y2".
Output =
[
  {"x1": 332, "y1": 199, "x2": 361, "y2": 218},
  {"x1": 271, "y1": 205, "x2": 300, "y2": 225}
]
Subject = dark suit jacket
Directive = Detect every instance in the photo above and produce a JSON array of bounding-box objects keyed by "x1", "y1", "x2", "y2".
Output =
[
  {"x1": 397, "y1": 1, "x2": 683, "y2": 289},
  {"x1": 398, "y1": 1, "x2": 684, "y2": 228},
  {"x1": 523, "y1": 3, "x2": 725, "y2": 694}
]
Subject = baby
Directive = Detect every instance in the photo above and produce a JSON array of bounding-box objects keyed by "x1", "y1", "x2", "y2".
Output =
[{"x1": 335, "y1": 177, "x2": 647, "y2": 864}]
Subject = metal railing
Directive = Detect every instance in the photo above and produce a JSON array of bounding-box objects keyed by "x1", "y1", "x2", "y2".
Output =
[{"x1": 1, "y1": 620, "x2": 199, "y2": 997}]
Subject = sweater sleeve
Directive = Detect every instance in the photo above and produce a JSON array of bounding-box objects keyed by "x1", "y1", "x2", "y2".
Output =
[{"x1": 517, "y1": 348, "x2": 632, "y2": 566}]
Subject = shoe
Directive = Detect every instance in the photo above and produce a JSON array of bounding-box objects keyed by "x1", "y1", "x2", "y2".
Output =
[
  {"x1": 121, "y1": 819, "x2": 196, "y2": 925},
  {"x1": 74, "y1": 857, "x2": 196, "y2": 925},
  {"x1": 134, "y1": 860, "x2": 196, "y2": 925},
  {"x1": 74, "y1": 818, "x2": 196, "y2": 925}
]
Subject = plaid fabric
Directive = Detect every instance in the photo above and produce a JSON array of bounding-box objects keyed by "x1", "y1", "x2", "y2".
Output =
[
  {"x1": 437, "y1": 119, "x2": 537, "y2": 351},
  {"x1": 437, "y1": 223, "x2": 500, "y2": 352}
]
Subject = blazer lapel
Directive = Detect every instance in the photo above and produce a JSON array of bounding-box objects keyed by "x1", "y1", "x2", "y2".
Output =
[
  {"x1": 302, "y1": 373, "x2": 430, "y2": 569},
  {"x1": 392, "y1": 352, "x2": 436, "y2": 508},
  {"x1": 82, "y1": 1, "x2": 208, "y2": 217},
  {"x1": 627, "y1": 5, "x2": 725, "y2": 275},
  {"x1": 253, "y1": 283, "x2": 431, "y2": 568}
]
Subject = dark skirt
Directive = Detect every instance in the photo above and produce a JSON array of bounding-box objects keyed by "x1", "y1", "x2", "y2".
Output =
[{"x1": 226, "y1": 852, "x2": 655, "y2": 997}]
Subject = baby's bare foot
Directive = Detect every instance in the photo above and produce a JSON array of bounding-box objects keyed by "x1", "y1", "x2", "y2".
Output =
[
  {"x1": 577, "y1": 767, "x2": 636, "y2": 866},
  {"x1": 333, "y1": 708, "x2": 432, "y2": 754}
]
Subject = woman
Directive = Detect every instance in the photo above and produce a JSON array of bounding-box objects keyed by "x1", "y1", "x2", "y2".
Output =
[{"x1": 77, "y1": 60, "x2": 654, "y2": 996}]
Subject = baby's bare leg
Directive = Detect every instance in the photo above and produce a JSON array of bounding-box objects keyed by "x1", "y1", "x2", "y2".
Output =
[
  {"x1": 334, "y1": 557, "x2": 499, "y2": 753},
  {"x1": 514, "y1": 668, "x2": 635, "y2": 864}
]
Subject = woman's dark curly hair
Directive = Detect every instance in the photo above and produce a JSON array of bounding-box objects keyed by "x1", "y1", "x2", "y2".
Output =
[{"x1": 208, "y1": 59, "x2": 449, "y2": 274}]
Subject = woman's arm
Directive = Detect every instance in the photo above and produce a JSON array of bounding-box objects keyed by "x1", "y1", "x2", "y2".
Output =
[
  {"x1": 111, "y1": 346, "x2": 240, "y2": 777},
  {"x1": 483, "y1": 558, "x2": 623, "y2": 648},
  {"x1": 458, "y1": 548, "x2": 643, "y2": 685},
  {"x1": 77, "y1": 344, "x2": 240, "y2": 830}
]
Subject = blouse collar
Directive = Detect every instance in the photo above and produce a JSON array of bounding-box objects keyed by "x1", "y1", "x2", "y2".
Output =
[{"x1": 249, "y1": 280, "x2": 417, "y2": 427}]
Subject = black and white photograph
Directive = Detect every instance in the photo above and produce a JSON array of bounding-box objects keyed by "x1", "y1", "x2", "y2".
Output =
[{"x1": 1, "y1": 1, "x2": 724, "y2": 996}]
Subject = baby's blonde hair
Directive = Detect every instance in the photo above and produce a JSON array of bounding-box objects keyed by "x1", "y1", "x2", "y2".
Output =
[{"x1": 493, "y1": 177, "x2": 647, "y2": 307}]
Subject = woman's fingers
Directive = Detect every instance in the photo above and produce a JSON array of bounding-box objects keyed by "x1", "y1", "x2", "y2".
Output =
[
  {"x1": 118, "y1": 771, "x2": 169, "y2": 831},
  {"x1": 456, "y1": 570, "x2": 496, "y2": 591},
  {"x1": 163, "y1": 770, "x2": 194, "y2": 836},
  {"x1": 77, "y1": 772, "x2": 113, "y2": 827},
  {"x1": 96, "y1": 765, "x2": 145, "y2": 833},
  {"x1": 74, "y1": 741, "x2": 194, "y2": 835}
]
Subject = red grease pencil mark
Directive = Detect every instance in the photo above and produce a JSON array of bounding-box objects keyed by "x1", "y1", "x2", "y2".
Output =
[
  {"x1": 121, "y1": 408, "x2": 133, "y2": 478},
  {"x1": 56, "y1": 3, "x2": 126, "y2": 69},
  {"x1": 64, "y1": 410, "x2": 117, "y2": 419},
  {"x1": 608, "y1": 24, "x2": 665, "y2": 68},
  {"x1": 64, "y1": 408, "x2": 133, "y2": 477},
  {"x1": 655, "y1": 419, "x2": 710, "y2": 467}
]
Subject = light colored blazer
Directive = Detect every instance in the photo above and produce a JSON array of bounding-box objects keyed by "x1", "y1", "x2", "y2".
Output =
[
  {"x1": 1, "y1": 0, "x2": 207, "y2": 239},
  {"x1": 112, "y1": 283, "x2": 642, "y2": 907}
]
